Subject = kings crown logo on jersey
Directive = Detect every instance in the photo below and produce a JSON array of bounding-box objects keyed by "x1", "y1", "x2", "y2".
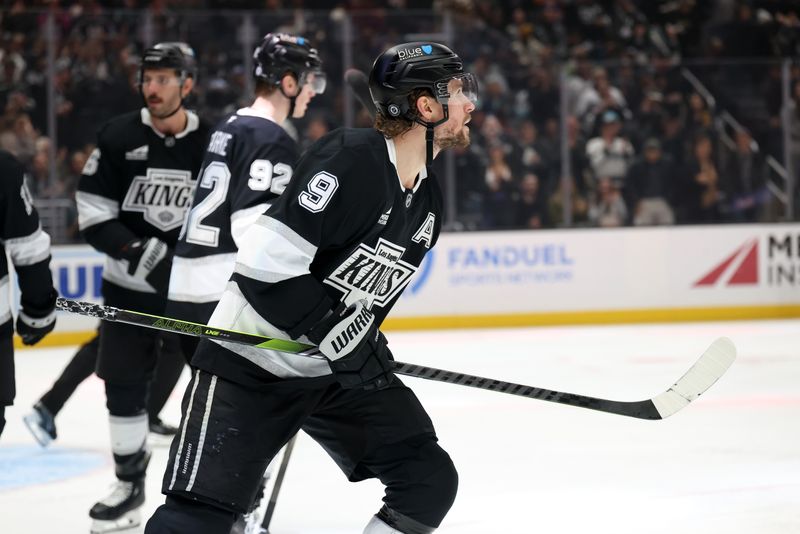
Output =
[
  {"x1": 122, "y1": 168, "x2": 195, "y2": 232},
  {"x1": 324, "y1": 238, "x2": 418, "y2": 309}
]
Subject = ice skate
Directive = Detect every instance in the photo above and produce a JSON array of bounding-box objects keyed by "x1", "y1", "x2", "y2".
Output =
[
  {"x1": 23, "y1": 401, "x2": 57, "y2": 447},
  {"x1": 89, "y1": 479, "x2": 144, "y2": 533}
]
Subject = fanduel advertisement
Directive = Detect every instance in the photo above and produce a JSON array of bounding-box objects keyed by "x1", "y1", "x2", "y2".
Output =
[{"x1": 391, "y1": 225, "x2": 800, "y2": 319}]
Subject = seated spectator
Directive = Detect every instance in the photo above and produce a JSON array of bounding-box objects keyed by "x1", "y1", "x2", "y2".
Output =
[
  {"x1": 483, "y1": 144, "x2": 517, "y2": 229},
  {"x1": 589, "y1": 176, "x2": 628, "y2": 227},
  {"x1": 721, "y1": 130, "x2": 767, "y2": 223},
  {"x1": 450, "y1": 144, "x2": 487, "y2": 229},
  {"x1": 575, "y1": 67, "x2": 630, "y2": 132},
  {"x1": 626, "y1": 138, "x2": 676, "y2": 226},
  {"x1": 679, "y1": 134, "x2": 723, "y2": 224},
  {"x1": 548, "y1": 176, "x2": 590, "y2": 227},
  {"x1": 512, "y1": 119, "x2": 548, "y2": 179},
  {"x1": 514, "y1": 172, "x2": 548, "y2": 229},
  {"x1": 585, "y1": 110, "x2": 635, "y2": 189},
  {"x1": 0, "y1": 112, "x2": 37, "y2": 164},
  {"x1": 686, "y1": 91, "x2": 713, "y2": 138}
]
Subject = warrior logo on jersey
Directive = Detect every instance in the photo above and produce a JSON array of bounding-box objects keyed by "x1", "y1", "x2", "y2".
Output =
[
  {"x1": 122, "y1": 167, "x2": 195, "y2": 231},
  {"x1": 324, "y1": 238, "x2": 418, "y2": 309}
]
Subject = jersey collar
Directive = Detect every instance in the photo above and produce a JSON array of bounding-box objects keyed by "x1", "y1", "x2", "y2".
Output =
[
  {"x1": 140, "y1": 108, "x2": 200, "y2": 139},
  {"x1": 236, "y1": 107, "x2": 277, "y2": 123},
  {"x1": 384, "y1": 137, "x2": 427, "y2": 193}
]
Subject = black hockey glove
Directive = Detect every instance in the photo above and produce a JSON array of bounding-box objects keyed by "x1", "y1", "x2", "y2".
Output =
[
  {"x1": 16, "y1": 288, "x2": 57, "y2": 345},
  {"x1": 120, "y1": 237, "x2": 173, "y2": 293},
  {"x1": 307, "y1": 300, "x2": 394, "y2": 390}
]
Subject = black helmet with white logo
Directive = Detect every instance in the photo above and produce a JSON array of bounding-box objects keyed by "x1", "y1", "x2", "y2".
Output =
[
  {"x1": 253, "y1": 32, "x2": 326, "y2": 94},
  {"x1": 368, "y1": 42, "x2": 476, "y2": 120}
]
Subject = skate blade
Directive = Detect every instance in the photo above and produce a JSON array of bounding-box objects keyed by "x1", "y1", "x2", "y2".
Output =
[
  {"x1": 22, "y1": 413, "x2": 53, "y2": 448},
  {"x1": 90, "y1": 509, "x2": 141, "y2": 533}
]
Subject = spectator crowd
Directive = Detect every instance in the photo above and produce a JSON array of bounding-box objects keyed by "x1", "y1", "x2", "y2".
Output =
[{"x1": 1, "y1": 0, "x2": 799, "y2": 241}]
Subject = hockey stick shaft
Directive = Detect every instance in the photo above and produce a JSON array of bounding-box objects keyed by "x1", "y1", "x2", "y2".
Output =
[
  {"x1": 56, "y1": 298, "x2": 735, "y2": 420},
  {"x1": 261, "y1": 434, "x2": 298, "y2": 531}
]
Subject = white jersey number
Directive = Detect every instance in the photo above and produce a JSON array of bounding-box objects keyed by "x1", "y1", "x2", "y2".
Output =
[
  {"x1": 184, "y1": 161, "x2": 231, "y2": 247},
  {"x1": 299, "y1": 171, "x2": 338, "y2": 213},
  {"x1": 248, "y1": 159, "x2": 292, "y2": 194}
]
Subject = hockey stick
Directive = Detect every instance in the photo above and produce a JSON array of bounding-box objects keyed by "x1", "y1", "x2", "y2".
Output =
[
  {"x1": 344, "y1": 68, "x2": 377, "y2": 119},
  {"x1": 260, "y1": 434, "x2": 298, "y2": 533},
  {"x1": 56, "y1": 298, "x2": 735, "y2": 420}
]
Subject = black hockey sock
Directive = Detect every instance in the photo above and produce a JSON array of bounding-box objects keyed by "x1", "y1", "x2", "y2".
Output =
[
  {"x1": 147, "y1": 335, "x2": 185, "y2": 420},
  {"x1": 145, "y1": 495, "x2": 237, "y2": 534},
  {"x1": 114, "y1": 446, "x2": 151, "y2": 482},
  {"x1": 40, "y1": 335, "x2": 99, "y2": 415},
  {"x1": 376, "y1": 505, "x2": 435, "y2": 534}
]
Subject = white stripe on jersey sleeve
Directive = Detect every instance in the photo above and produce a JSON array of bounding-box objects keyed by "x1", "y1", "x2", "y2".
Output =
[
  {"x1": 4, "y1": 226, "x2": 51, "y2": 266},
  {"x1": 76, "y1": 190, "x2": 120, "y2": 230},
  {"x1": 230, "y1": 202, "x2": 270, "y2": 249},
  {"x1": 208, "y1": 281, "x2": 332, "y2": 379},
  {"x1": 234, "y1": 215, "x2": 317, "y2": 284},
  {"x1": 168, "y1": 252, "x2": 237, "y2": 303}
]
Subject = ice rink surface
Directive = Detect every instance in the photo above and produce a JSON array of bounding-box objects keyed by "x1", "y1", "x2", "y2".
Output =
[{"x1": 1, "y1": 319, "x2": 798, "y2": 534}]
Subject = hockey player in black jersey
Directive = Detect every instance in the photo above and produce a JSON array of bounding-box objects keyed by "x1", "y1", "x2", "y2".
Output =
[
  {"x1": 75, "y1": 42, "x2": 210, "y2": 533},
  {"x1": 0, "y1": 150, "x2": 57, "y2": 439},
  {"x1": 168, "y1": 31, "x2": 325, "y2": 359},
  {"x1": 145, "y1": 41, "x2": 478, "y2": 534},
  {"x1": 167, "y1": 31, "x2": 324, "y2": 532}
]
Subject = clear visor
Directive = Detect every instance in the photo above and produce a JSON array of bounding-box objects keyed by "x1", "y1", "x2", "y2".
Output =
[
  {"x1": 300, "y1": 71, "x2": 327, "y2": 94},
  {"x1": 435, "y1": 73, "x2": 478, "y2": 107},
  {"x1": 139, "y1": 71, "x2": 182, "y2": 88}
]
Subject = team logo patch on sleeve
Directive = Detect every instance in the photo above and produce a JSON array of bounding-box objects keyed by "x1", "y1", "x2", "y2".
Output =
[
  {"x1": 324, "y1": 238, "x2": 418, "y2": 309},
  {"x1": 122, "y1": 168, "x2": 195, "y2": 231}
]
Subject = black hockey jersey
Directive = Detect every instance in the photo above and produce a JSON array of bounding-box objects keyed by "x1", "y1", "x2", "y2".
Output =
[
  {"x1": 193, "y1": 128, "x2": 442, "y2": 385},
  {"x1": 168, "y1": 108, "x2": 299, "y2": 325},
  {"x1": 0, "y1": 150, "x2": 55, "y2": 338},
  {"x1": 76, "y1": 109, "x2": 209, "y2": 313}
]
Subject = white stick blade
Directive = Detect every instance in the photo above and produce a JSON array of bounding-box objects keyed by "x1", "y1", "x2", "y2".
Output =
[{"x1": 652, "y1": 337, "x2": 736, "y2": 418}]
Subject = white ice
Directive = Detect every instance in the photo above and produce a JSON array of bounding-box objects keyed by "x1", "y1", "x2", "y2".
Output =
[{"x1": 1, "y1": 319, "x2": 798, "y2": 534}]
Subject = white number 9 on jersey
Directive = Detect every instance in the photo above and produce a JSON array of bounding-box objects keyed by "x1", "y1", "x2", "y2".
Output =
[
  {"x1": 248, "y1": 159, "x2": 292, "y2": 194},
  {"x1": 299, "y1": 171, "x2": 338, "y2": 213}
]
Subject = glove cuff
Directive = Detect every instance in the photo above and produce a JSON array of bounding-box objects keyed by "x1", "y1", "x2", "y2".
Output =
[
  {"x1": 21, "y1": 288, "x2": 58, "y2": 318},
  {"x1": 19, "y1": 308, "x2": 56, "y2": 329}
]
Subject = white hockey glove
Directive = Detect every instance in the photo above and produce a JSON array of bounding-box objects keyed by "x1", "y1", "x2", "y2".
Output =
[
  {"x1": 307, "y1": 300, "x2": 394, "y2": 390},
  {"x1": 121, "y1": 237, "x2": 173, "y2": 293}
]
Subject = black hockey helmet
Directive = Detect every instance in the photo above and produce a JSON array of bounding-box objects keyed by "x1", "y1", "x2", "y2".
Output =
[
  {"x1": 139, "y1": 42, "x2": 197, "y2": 83},
  {"x1": 253, "y1": 32, "x2": 326, "y2": 94},
  {"x1": 368, "y1": 42, "x2": 477, "y2": 120}
]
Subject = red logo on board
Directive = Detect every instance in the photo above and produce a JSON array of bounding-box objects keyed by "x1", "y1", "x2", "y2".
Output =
[{"x1": 694, "y1": 239, "x2": 758, "y2": 287}]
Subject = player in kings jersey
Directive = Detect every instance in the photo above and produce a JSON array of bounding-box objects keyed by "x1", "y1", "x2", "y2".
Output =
[
  {"x1": 166, "y1": 32, "x2": 324, "y2": 532},
  {"x1": 168, "y1": 32, "x2": 324, "y2": 361},
  {"x1": 75, "y1": 42, "x2": 210, "y2": 533},
  {"x1": 145, "y1": 42, "x2": 477, "y2": 534}
]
